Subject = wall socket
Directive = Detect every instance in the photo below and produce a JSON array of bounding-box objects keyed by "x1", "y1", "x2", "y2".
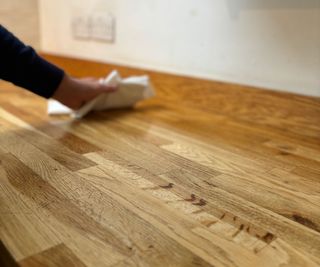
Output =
[
  {"x1": 72, "y1": 16, "x2": 91, "y2": 39},
  {"x1": 91, "y1": 13, "x2": 115, "y2": 42},
  {"x1": 71, "y1": 13, "x2": 115, "y2": 43}
]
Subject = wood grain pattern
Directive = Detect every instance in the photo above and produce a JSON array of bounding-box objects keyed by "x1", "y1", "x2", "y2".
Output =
[
  {"x1": 0, "y1": 54, "x2": 319, "y2": 267},
  {"x1": 19, "y1": 244, "x2": 87, "y2": 267}
]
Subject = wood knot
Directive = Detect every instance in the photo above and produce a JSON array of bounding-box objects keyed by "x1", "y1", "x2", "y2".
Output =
[
  {"x1": 193, "y1": 199, "x2": 206, "y2": 206},
  {"x1": 185, "y1": 194, "x2": 196, "y2": 202},
  {"x1": 261, "y1": 233, "x2": 275, "y2": 243}
]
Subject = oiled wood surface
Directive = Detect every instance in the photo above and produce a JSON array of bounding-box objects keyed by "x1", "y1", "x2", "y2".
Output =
[{"x1": 0, "y1": 55, "x2": 319, "y2": 267}]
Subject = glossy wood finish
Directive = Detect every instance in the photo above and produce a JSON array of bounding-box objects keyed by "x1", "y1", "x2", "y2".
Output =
[{"x1": 0, "y1": 54, "x2": 319, "y2": 267}]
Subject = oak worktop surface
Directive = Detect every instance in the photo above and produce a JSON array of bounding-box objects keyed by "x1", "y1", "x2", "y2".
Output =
[{"x1": 0, "y1": 55, "x2": 320, "y2": 267}]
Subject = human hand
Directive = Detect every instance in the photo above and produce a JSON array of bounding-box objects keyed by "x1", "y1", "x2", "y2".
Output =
[{"x1": 52, "y1": 74, "x2": 117, "y2": 109}]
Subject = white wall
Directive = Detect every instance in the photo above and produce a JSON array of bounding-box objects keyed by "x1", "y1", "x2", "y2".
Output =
[
  {"x1": 39, "y1": 0, "x2": 320, "y2": 96},
  {"x1": 0, "y1": 0, "x2": 40, "y2": 48}
]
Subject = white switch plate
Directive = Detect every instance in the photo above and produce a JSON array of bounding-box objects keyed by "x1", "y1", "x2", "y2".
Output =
[
  {"x1": 71, "y1": 16, "x2": 90, "y2": 39},
  {"x1": 90, "y1": 13, "x2": 115, "y2": 42}
]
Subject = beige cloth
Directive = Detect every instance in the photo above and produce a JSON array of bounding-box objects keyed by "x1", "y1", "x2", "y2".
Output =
[{"x1": 47, "y1": 70, "x2": 155, "y2": 118}]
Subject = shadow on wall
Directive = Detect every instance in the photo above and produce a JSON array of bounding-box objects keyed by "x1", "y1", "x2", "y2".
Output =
[{"x1": 226, "y1": 0, "x2": 320, "y2": 18}]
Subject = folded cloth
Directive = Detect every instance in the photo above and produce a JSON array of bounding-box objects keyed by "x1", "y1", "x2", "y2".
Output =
[{"x1": 47, "y1": 70, "x2": 155, "y2": 118}]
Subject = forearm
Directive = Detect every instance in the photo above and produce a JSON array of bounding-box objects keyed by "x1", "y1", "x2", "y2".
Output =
[{"x1": 0, "y1": 25, "x2": 64, "y2": 98}]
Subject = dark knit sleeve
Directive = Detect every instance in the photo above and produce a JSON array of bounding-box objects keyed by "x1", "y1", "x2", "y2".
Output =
[{"x1": 0, "y1": 25, "x2": 64, "y2": 98}]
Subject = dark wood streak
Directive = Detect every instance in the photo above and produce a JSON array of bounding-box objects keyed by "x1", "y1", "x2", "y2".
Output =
[
  {"x1": 292, "y1": 214, "x2": 319, "y2": 232},
  {"x1": 160, "y1": 183, "x2": 174, "y2": 189}
]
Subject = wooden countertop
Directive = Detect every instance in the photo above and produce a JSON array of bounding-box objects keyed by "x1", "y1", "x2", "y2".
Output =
[{"x1": 0, "y1": 54, "x2": 319, "y2": 267}]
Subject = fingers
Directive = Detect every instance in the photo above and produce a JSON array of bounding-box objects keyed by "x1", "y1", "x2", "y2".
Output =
[
  {"x1": 81, "y1": 77, "x2": 97, "y2": 82},
  {"x1": 54, "y1": 76, "x2": 118, "y2": 110},
  {"x1": 98, "y1": 84, "x2": 118, "y2": 93},
  {"x1": 80, "y1": 82, "x2": 117, "y2": 103},
  {"x1": 79, "y1": 76, "x2": 118, "y2": 93}
]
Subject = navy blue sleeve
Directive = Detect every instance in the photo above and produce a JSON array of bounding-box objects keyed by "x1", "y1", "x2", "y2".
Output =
[{"x1": 0, "y1": 25, "x2": 64, "y2": 98}]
